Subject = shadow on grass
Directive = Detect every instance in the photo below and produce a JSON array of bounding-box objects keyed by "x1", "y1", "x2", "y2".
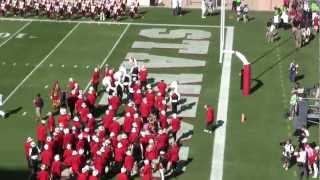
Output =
[
  {"x1": 251, "y1": 37, "x2": 291, "y2": 65},
  {"x1": 0, "y1": 168, "x2": 30, "y2": 179},
  {"x1": 250, "y1": 79, "x2": 264, "y2": 94},
  {"x1": 5, "y1": 106, "x2": 22, "y2": 118},
  {"x1": 254, "y1": 48, "x2": 298, "y2": 79}
]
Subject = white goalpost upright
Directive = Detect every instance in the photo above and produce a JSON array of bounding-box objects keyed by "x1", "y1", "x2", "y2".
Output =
[{"x1": 219, "y1": 0, "x2": 226, "y2": 63}]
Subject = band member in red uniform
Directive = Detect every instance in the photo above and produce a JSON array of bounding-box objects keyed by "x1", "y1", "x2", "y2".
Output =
[
  {"x1": 37, "y1": 120, "x2": 47, "y2": 149},
  {"x1": 124, "y1": 150, "x2": 134, "y2": 175},
  {"x1": 50, "y1": 81, "x2": 61, "y2": 109},
  {"x1": 91, "y1": 67, "x2": 100, "y2": 91},
  {"x1": 204, "y1": 104, "x2": 215, "y2": 134},
  {"x1": 157, "y1": 80, "x2": 167, "y2": 97},
  {"x1": 139, "y1": 65, "x2": 148, "y2": 90},
  {"x1": 47, "y1": 112, "x2": 55, "y2": 134},
  {"x1": 51, "y1": 155, "x2": 62, "y2": 180},
  {"x1": 140, "y1": 160, "x2": 152, "y2": 180},
  {"x1": 37, "y1": 164, "x2": 49, "y2": 180},
  {"x1": 40, "y1": 144, "x2": 53, "y2": 167},
  {"x1": 169, "y1": 114, "x2": 180, "y2": 141},
  {"x1": 24, "y1": 137, "x2": 33, "y2": 167},
  {"x1": 116, "y1": 167, "x2": 129, "y2": 180}
]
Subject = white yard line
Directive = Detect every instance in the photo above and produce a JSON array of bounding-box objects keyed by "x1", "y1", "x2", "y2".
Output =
[
  {"x1": 84, "y1": 24, "x2": 130, "y2": 91},
  {"x1": 210, "y1": 26, "x2": 234, "y2": 180},
  {"x1": 0, "y1": 17, "x2": 226, "y2": 28},
  {"x1": 3, "y1": 23, "x2": 80, "y2": 105},
  {"x1": 0, "y1": 21, "x2": 31, "y2": 48}
]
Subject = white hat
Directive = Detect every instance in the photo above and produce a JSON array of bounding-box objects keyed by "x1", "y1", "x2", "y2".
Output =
[
  {"x1": 69, "y1": 77, "x2": 73, "y2": 82},
  {"x1": 31, "y1": 141, "x2": 36, "y2": 147},
  {"x1": 41, "y1": 120, "x2": 46, "y2": 124},
  {"x1": 161, "y1": 110, "x2": 166, "y2": 115},
  {"x1": 84, "y1": 127, "x2": 89, "y2": 132},
  {"x1": 110, "y1": 132, "x2": 115, "y2": 137},
  {"x1": 98, "y1": 126, "x2": 104, "y2": 131},
  {"x1": 126, "y1": 150, "x2": 132, "y2": 156},
  {"x1": 131, "y1": 127, "x2": 137, "y2": 133},
  {"x1": 60, "y1": 107, "x2": 67, "y2": 115},
  {"x1": 144, "y1": 160, "x2": 149, "y2": 165},
  {"x1": 54, "y1": 154, "x2": 60, "y2": 161},
  {"x1": 148, "y1": 139, "x2": 154, "y2": 144},
  {"x1": 89, "y1": 86, "x2": 94, "y2": 92},
  {"x1": 121, "y1": 134, "x2": 127, "y2": 139},
  {"x1": 44, "y1": 144, "x2": 49, "y2": 150},
  {"x1": 40, "y1": 164, "x2": 46, "y2": 170},
  {"x1": 73, "y1": 116, "x2": 79, "y2": 122},
  {"x1": 121, "y1": 167, "x2": 126, "y2": 173},
  {"x1": 66, "y1": 144, "x2": 72, "y2": 149},
  {"x1": 63, "y1": 128, "x2": 70, "y2": 134},
  {"x1": 78, "y1": 134, "x2": 83, "y2": 140},
  {"x1": 146, "y1": 84, "x2": 151, "y2": 89},
  {"x1": 78, "y1": 149, "x2": 84, "y2": 155},
  {"x1": 117, "y1": 142, "x2": 123, "y2": 148},
  {"x1": 134, "y1": 113, "x2": 139, "y2": 118},
  {"x1": 132, "y1": 122, "x2": 138, "y2": 128},
  {"x1": 126, "y1": 112, "x2": 131, "y2": 117},
  {"x1": 87, "y1": 113, "x2": 93, "y2": 119},
  {"x1": 81, "y1": 102, "x2": 87, "y2": 108},
  {"x1": 26, "y1": 137, "x2": 33, "y2": 143},
  {"x1": 160, "y1": 151, "x2": 165, "y2": 155},
  {"x1": 172, "y1": 113, "x2": 177, "y2": 118},
  {"x1": 72, "y1": 150, "x2": 78, "y2": 156}
]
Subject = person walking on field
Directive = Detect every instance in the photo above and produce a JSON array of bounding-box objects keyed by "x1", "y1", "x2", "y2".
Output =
[
  {"x1": 33, "y1": 93, "x2": 44, "y2": 120},
  {"x1": 204, "y1": 104, "x2": 215, "y2": 134}
]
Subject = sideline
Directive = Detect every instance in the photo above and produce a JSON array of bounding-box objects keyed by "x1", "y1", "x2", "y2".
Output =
[{"x1": 210, "y1": 26, "x2": 234, "y2": 180}]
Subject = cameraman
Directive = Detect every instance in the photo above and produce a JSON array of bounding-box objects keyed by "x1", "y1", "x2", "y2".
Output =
[{"x1": 281, "y1": 139, "x2": 294, "y2": 171}]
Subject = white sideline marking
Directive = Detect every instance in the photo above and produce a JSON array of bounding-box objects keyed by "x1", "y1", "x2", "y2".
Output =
[
  {"x1": 44, "y1": 85, "x2": 48, "y2": 89},
  {"x1": 61, "y1": 64, "x2": 65, "y2": 68},
  {"x1": 73, "y1": 64, "x2": 78, "y2": 68},
  {"x1": 49, "y1": 63, "x2": 53, "y2": 67},
  {"x1": 84, "y1": 24, "x2": 130, "y2": 91},
  {"x1": 0, "y1": 17, "x2": 225, "y2": 28},
  {"x1": 12, "y1": 62, "x2": 16, "y2": 66},
  {"x1": 0, "y1": 21, "x2": 31, "y2": 48},
  {"x1": 2, "y1": 23, "x2": 80, "y2": 105},
  {"x1": 210, "y1": 26, "x2": 234, "y2": 180}
]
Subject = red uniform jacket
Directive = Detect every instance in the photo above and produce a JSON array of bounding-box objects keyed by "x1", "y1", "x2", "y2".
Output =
[
  {"x1": 58, "y1": 114, "x2": 70, "y2": 128},
  {"x1": 124, "y1": 155, "x2": 134, "y2": 171},
  {"x1": 51, "y1": 160, "x2": 62, "y2": 177},
  {"x1": 37, "y1": 124, "x2": 47, "y2": 142},
  {"x1": 41, "y1": 150, "x2": 53, "y2": 166},
  {"x1": 47, "y1": 115, "x2": 55, "y2": 133},
  {"x1": 116, "y1": 173, "x2": 129, "y2": 180},
  {"x1": 37, "y1": 170, "x2": 49, "y2": 180},
  {"x1": 91, "y1": 71, "x2": 100, "y2": 85},
  {"x1": 206, "y1": 106, "x2": 215, "y2": 124},
  {"x1": 141, "y1": 164, "x2": 152, "y2": 180},
  {"x1": 171, "y1": 118, "x2": 181, "y2": 133}
]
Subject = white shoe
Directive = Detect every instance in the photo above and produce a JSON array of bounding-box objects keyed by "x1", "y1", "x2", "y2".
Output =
[
  {"x1": 203, "y1": 129, "x2": 208, "y2": 133},
  {"x1": 202, "y1": 16, "x2": 206, "y2": 19}
]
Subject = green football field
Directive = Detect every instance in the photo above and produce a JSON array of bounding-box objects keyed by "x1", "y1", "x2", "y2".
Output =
[{"x1": 0, "y1": 8, "x2": 318, "y2": 180}]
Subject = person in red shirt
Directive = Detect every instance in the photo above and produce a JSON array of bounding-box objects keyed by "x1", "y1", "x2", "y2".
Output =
[
  {"x1": 51, "y1": 155, "x2": 62, "y2": 180},
  {"x1": 116, "y1": 167, "x2": 129, "y2": 180},
  {"x1": 123, "y1": 112, "x2": 133, "y2": 134},
  {"x1": 140, "y1": 98, "x2": 150, "y2": 123},
  {"x1": 168, "y1": 142, "x2": 179, "y2": 171},
  {"x1": 40, "y1": 144, "x2": 53, "y2": 167},
  {"x1": 78, "y1": 166, "x2": 89, "y2": 180},
  {"x1": 37, "y1": 164, "x2": 49, "y2": 180},
  {"x1": 58, "y1": 108, "x2": 70, "y2": 128},
  {"x1": 24, "y1": 137, "x2": 33, "y2": 167},
  {"x1": 204, "y1": 104, "x2": 215, "y2": 134},
  {"x1": 133, "y1": 90, "x2": 143, "y2": 110},
  {"x1": 139, "y1": 65, "x2": 148, "y2": 90},
  {"x1": 170, "y1": 114, "x2": 181, "y2": 141},
  {"x1": 91, "y1": 67, "x2": 100, "y2": 91},
  {"x1": 156, "y1": 80, "x2": 167, "y2": 97},
  {"x1": 37, "y1": 120, "x2": 47, "y2": 149},
  {"x1": 140, "y1": 160, "x2": 152, "y2": 180},
  {"x1": 124, "y1": 151, "x2": 134, "y2": 175},
  {"x1": 47, "y1": 112, "x2": 55, "y2": 134}
]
